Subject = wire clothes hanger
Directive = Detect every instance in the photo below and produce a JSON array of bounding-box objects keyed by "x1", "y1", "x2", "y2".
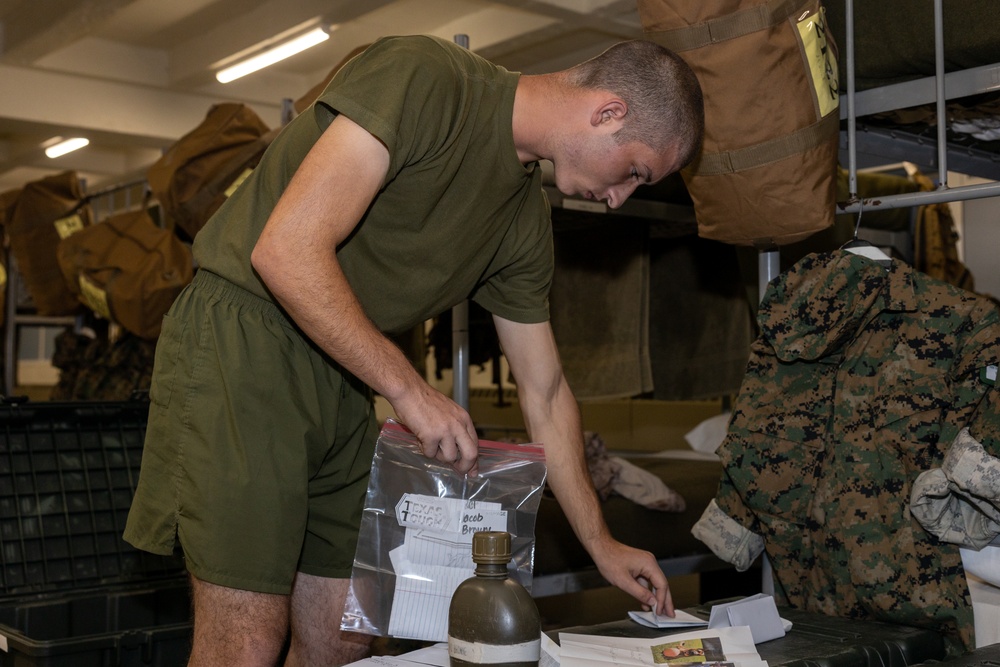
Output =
[{"x1": 841, "y1": 197, "x2": 892, "y2": 269}]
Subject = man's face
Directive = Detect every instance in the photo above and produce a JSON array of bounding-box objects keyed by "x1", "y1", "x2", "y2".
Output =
[{"x1": 554, "y1": 132, "x2": 678, "y2": 210}]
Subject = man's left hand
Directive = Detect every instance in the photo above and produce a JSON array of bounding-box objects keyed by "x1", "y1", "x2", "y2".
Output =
[{"x1": 591, "y1": 537, "x2": 674, "y2": 617}]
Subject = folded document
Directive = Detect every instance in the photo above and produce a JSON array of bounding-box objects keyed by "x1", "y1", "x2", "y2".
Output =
[
  {"x1": 628, "y1": 609, "x2": 708, "y2": 629},
  {"x1": 707, "y1": 594, "x2": 788, "y2": 644}
]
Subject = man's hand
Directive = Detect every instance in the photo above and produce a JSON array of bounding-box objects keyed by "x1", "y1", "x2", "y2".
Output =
[
  {"x1": 590, "y1": 536, "x2": 675, "y2": 617},
  {"x1": 390, "y1": 383, "x2": 480, "y2": 476}
]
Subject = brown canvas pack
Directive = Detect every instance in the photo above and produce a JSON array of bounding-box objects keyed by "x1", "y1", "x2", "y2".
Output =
[
  {"x1": 639, "y1": 0, "x2": 840, "y2": 247},
  {"x1": 0, "y1": 187, "x2": 22, "y2": 327},
  {"x1": 0, "y1": 188, "x2": 19, "y2": 227},
  {"x1": 148, "y1": 102, "x2": 275, "y2": 241},
  {"x1": 56, "y1": 208, "x2": 194, "y2": 340},
  {"x1": 6, "y1": 171, "x2": 91, "y2": 315}
]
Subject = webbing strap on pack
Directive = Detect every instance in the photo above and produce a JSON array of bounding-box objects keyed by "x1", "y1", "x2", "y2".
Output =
[
  {"x1": 646, "y1": 0, "x2": 809, "y2": 51},
  {"x1": 690, "y1": 111, "x2": 839, "y2": 176}
]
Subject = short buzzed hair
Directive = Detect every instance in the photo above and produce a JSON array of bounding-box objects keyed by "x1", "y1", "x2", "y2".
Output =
[{"x1": 567, "y1": 40, "x2": 704, "y2": 170}]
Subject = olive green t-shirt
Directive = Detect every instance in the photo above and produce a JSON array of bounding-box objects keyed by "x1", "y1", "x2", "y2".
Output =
[{"x1": 193, "y1": 35, "x2": 552, "y2": 334}]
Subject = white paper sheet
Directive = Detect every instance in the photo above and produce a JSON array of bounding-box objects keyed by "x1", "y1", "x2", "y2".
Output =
[
  {"x1": 341, "y1": 656, "x2": 440, "y2": 667},
  {"x1": 387, "y1": 549, "x2": 473, "y2": 639},
  {"x1": 628, "y1": 609, "x2": 709, "y2": 629},
  {"x1": 542, "y1": 632, "x2": 562, "y2": 667},
  {"x1": 395, "y1": 643, "x2": 450, "y2": 667},
  {"x1": 341, "y1": 643, "x2": 450, "y2": 667},
  {"x1": 707, "y1": 595, "x2": 787, "y2": 644}
]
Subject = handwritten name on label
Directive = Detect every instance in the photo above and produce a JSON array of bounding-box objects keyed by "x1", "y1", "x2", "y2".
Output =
[
  {"x1": 396, "y1": 495, "x2": 457, "y2": 531},
  {"x1": 461, "y1": 509, "x2": 507, "y2": 536}
]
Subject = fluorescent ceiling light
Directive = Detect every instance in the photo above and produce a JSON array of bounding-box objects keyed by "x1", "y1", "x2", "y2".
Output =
[
  {"x1": 216, "y1": 27, "x2": 330, "y2": 83},
  {"x1": 44, "y1": 137, "x2": 89, "y2": 159}
]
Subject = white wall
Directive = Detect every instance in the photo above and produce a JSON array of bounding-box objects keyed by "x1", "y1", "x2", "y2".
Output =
[
  {"x1": 963, "y1": 198, "x2": 1000, "y2": 301},
  {"x1": 951, "y1": 173, "x2": 1000, "y2": 302}
]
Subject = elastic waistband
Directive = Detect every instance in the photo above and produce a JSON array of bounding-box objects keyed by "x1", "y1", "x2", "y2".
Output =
[{"x1": 192, "y1": 270, "x2": 290, "y2": 326}]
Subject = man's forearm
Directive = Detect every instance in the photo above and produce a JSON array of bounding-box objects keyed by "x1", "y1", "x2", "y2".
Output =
[{"x1": 523, "y1": 378, "x2": 612, "y2": 554}]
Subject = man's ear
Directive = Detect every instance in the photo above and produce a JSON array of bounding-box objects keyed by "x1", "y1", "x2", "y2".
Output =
[{"x1": 591, "y1": 98, "x2": 628, "y2": 127}]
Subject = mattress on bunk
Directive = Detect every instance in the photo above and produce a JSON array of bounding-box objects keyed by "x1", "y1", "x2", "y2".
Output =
[
  {"x1": 823, "y1": 1, "x2": 1000, "y2": 92},
  {"x1": 532, "y1": 454, "x2": 722, "y2": 578},
  {"x1": 823, "y1": 2, "x2": 1000, "y2": 181}
]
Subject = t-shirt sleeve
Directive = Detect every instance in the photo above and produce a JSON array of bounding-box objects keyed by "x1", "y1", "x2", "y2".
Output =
[
  {"x1": 312, "y1": 36, "x2": 463, "y2": 185},
  {"x1": 471, "y1": 190, "x2": 553, "y2": 324}
]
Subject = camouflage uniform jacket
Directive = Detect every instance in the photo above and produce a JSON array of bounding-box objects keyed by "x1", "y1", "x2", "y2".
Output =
[{"x1": 692, "y1": 250, "x2": 1000, "y2": 652}]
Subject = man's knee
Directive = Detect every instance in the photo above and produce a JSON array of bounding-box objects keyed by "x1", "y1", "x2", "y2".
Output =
[
  {"x1": 288, "y1": 574, "x2": 373, "y2": 666},
  {"x1": 188, "y1": 575, "x2": 290, "y2": 667}
]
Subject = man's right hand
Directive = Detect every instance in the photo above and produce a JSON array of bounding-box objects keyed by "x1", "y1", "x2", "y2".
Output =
[{"x1": 391, "y1": 383, "x2": 480, "y2": 476}]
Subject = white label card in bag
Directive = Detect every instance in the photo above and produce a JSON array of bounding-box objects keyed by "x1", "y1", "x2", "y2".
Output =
[{"x1": 395, "y1": 494, "x2": 506, "y2": 535}]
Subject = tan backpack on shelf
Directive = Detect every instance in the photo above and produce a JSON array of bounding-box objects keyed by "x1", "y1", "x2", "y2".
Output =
[
  {"x1": 56, "y1": 207, "x2": 194, "y2": 340},
  {"x1": 639, "y1": 0, "x2": 841, "y2": 247},
  {"x1": 6, "y1": 171, "x2": 91, "y2": 315},
  {"x1": 147, "y1": 102, "x2": 276, "y2": 242}
]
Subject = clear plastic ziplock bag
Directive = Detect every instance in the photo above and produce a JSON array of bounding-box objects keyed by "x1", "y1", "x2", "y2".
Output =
[{"x1": 341, "y1": 418, "x2": 547, "y2": 642}]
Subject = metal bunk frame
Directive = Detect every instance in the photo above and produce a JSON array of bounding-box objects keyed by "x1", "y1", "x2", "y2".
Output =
[{"x1": 840, "y1": 0, "x2": 1000, "y2": 212}]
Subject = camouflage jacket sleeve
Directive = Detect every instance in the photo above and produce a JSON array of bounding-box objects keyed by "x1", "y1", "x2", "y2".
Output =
[
  {"x1": 912, "y1": 426, "x2": 1000, "y2": 549},
  {"x1": 691, "y1": 500, "x2": 765, "y2": 572}
]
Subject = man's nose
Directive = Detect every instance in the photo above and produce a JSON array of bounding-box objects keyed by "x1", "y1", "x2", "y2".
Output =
[{"x1": 606, "y1": 182, "x2": 639, "y2": 209}]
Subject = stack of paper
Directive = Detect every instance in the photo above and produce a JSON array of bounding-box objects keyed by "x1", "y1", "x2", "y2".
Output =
[
  {"x1": 551, "y1": 626, "x2": 767, "y2": 667},
  {"x1": 342, "y1": 643, "x2": 450, "y2": 667}
]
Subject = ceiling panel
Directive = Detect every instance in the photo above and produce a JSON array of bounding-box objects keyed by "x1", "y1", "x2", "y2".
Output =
[{"x1": 0, "y1": 0, "x2": 646, "y2": 193}]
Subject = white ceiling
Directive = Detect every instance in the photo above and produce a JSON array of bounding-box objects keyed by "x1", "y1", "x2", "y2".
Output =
[{"x1": 0, "y1": 0, "x2": 644, "y2": 195}]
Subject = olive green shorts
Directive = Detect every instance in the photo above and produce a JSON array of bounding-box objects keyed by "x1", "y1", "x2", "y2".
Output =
[{"x1": 123, "y1": 270, "x2": 378, "y2": 594}]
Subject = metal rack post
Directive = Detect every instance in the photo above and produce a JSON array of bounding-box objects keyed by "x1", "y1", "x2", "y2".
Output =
[{"x1": 451, "y1": 33, "x2": 471, "y2": 411}]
